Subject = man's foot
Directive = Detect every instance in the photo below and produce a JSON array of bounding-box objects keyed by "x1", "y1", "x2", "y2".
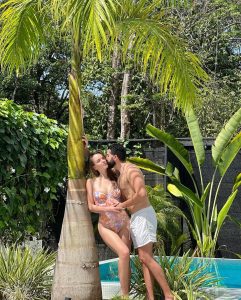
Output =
[{"x1": 165, "y1": 294, "x2": 174, "y2": 300}]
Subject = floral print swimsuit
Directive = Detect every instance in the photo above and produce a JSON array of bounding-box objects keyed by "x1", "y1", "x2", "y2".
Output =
[{"x1": 93, "y1": 187, "x2": 129, "y2": 233}]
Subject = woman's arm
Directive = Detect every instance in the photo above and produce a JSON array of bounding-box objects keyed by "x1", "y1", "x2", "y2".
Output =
[{"x1": 86, "y1": 179, "x2": 122, "y2": 213}]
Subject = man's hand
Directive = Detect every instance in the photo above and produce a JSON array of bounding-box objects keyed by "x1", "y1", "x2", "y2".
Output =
[{"x1": 114, "y1": 202, "x2": 125, "y2": 209}]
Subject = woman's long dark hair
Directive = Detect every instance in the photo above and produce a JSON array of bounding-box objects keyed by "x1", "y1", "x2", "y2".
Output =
[{"x1": 89, "y1": 151, "x2": 117, "y2": 181}]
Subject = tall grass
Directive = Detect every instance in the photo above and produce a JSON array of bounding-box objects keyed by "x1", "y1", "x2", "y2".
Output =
[{"x1": 0, "y1": 245, "x2": 56, "y2": 300}]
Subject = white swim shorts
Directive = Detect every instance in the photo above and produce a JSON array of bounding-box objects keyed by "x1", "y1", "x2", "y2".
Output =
[{"x1": 130, "y1": 206, "x2": 157, "y2": 249}]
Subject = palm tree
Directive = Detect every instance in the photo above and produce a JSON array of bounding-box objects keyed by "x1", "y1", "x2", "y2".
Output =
[{"x1": 0, "y1": 0, "x2": 208, "y2": 299}]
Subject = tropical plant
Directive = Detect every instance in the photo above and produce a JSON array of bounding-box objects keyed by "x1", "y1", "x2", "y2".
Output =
[
  {"x1": 146, "y1": 184, "x2": 188, "y2": 254},
  {"x1": 0, "y1": 0, "x2": 208, "y2": 298},
  {"x1": 0, "y1": 100, "x2": 67, "y2": 243},
  {"x1": 0, "y1": 245, "x2": 56, "y2": 300},
  {"x1": 129, "y1": 107, "x2": 241, "y2": 257},
  {"x1": 130, "y1": 247, "x2": 218, "y2": 299}
]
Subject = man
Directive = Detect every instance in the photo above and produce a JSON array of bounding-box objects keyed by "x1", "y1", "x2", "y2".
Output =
[{"x1": 106, "y1": 144, "x2": 174, "y2": 300}]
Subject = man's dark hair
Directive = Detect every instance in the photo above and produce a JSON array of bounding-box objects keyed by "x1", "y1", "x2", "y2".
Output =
[{"x1": 109, "y1": 143, "x2": 126, "y2": 161}]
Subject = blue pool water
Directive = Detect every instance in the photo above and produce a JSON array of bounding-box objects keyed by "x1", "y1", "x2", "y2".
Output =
[{"x1": 100, "y1": 257, "x2": 241, "y2": 288}]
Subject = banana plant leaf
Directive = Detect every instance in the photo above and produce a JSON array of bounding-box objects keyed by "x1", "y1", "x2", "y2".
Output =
[
  {"x1": 146, "y1": 123, "x2": 193, "y2": 175},
  {"x1": 201, "y1": 183, "x2": 211, "y2": 204},
  {"x1": 218, "y1": 133, "x2": 241, "y2": 177},
  {"x1": 212, "y1": 107, "x2": 241, "y2": 164},
  {"x1": 128, "y1": 157, "x2": 166, "y2": 175},
  {"x1": 217, "y1": 190, "x2": 238, "y2": 232},
  {"x1": 185, "y1": 108, "x2": 205, "y2": 166},
  {"x1": 168, "y1": 182, "x2": 203, "y2": 208},
  {"x1": 233, "y1": 173, "x2": 241, "y2": 192}
]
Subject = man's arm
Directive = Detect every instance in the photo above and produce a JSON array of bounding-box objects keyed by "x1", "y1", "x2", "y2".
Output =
[{"x1": 118, "y1": 168, "x2": 147, "y2": 209}]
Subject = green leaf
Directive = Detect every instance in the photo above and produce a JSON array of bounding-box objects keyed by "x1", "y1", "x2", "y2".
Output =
[
  {"x1": 212, "y1": 107, "x2": 241, "y2": 164},
  {"x1": 217, "y1": 190, "x2": 238, "y2": 231},
  {"x1": 168, "y1": 182, "x2": 203, "y2": 208},
  {"x1": 233, "y1": 173, "x2": 241, "y2": 191},
  {"x1": 185, "y1": 108, "x2": 205, "y2": 166},
  {"x1": 128, "y1": 157, "x2": 166, "y2": 175},
  {"x1": 146, "y1": 123, "x2": 193, "y2": 175},
  {"x1": 167, "y1": 183, "x2": 183, "y2": 198},
  {"x1": 0, "y1": 0, "x2": 47, "y2": 74},
  {"x1": 173, "y1": 180, "x2": 203, "y2": 208},
  {"x1": 200, "y1": 183, "x2": 211, "y2": 204},
  {"x1": 218, "y1": 133, "x2": 241, "y2": 177}
]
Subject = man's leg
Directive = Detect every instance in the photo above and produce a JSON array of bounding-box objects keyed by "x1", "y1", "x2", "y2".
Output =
[
  {"x1": 142, "y1": 262, "x2": 155, "y2": 300},
  {"x1": 138, "y1": 243, "x2": 173, "y2": 300}
]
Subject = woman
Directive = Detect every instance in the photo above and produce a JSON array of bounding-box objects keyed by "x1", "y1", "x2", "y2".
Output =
[{"x1": 86, "y1": 151, "x2": 131, "y2": 297}]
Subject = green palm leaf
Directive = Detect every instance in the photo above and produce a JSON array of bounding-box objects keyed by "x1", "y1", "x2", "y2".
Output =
[
  {"x1": 217, "y1": 190, "x2": 238, "y2": 232},
  {"x1": 0, "y1": 0, "x2": 48, "y2": 73},
  {"x1": 52, "y1": 0, "x2": 118, "y2": 61},
  {"x1": 185, "y1": 108, "x2": 205, "y2": 166},
  {"x1": 146, "y1": 123, "x2": 193, "y2": 175},
  {"x1": 218, "y1": 133, "x2": 241, "y2": 177},
  {"x1": 212, "y1": 107, "x2": 241, "y2": 164},
  {"x1": 116, "y1": 16, "x2": 208, "y2": 111},
  {"x1": 128, "y1": 157, "x2": 166, "y2": 175}
]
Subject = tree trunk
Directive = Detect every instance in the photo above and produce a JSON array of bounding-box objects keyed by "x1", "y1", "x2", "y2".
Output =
[
  {"x1": 120, "y1": 70, "x2": 131, "y2": 139},
  {"x1": 51, "y1": 179, "x2": 101, "y2": 300},
  {"x1": 107, "y1": 47, "x2": 120, "y2": 139},
  {"x1": 51, "y1": 32, "x2": 102, "y2": 300}
]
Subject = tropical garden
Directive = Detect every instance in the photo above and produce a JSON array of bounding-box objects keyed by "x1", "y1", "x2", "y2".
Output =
[{"x1": 0, "y1": 0, "x2": 240, "y2": 299}]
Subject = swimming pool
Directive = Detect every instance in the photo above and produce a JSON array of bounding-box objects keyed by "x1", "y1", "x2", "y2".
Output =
[{"x1": 100, "y1": 257, "x2": 241, "y2": 299}]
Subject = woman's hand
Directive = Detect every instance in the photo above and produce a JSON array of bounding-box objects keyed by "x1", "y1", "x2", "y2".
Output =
[{"x1": 106, "y1": 198, "x2": 119, "y2": 207}]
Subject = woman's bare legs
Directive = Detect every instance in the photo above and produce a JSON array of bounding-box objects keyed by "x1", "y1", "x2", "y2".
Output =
[
  {"x1": 98, "y1": 224, "x2": 131, "y2": 296},
  {"x1": 137, "y1": 243, "x2": 173, "y2": 300}
]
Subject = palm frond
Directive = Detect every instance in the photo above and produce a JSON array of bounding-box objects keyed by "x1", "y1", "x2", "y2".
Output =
[
  {"x1": 0, "y1": 0, "x2": 49, "y2": 74},
  {"x1": 113, "y1": 1, "x2": 208, "y2": 111},
  {"x1": 52, "y1": 0, "x2": 119, "y2": 61}
]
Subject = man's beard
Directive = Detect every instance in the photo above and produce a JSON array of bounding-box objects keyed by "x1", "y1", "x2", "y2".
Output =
[{"x1": 107, "y1": 158, "x2": 116, "y2": 168}]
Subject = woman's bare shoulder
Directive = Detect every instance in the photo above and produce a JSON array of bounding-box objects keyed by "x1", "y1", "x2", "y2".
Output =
[{"x1": 86, "y1": 177, "x2": 94, "y2": 187}]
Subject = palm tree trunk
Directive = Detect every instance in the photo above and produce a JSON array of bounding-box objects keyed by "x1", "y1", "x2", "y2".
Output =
[
  {"x1": 51, "y1": 32, "x2": 102, "y2": 300},
  {"x1": 120, "y1": 69, "x2": 131, "y2": 139}
]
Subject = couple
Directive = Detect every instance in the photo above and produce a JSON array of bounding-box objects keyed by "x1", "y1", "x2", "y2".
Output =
[{"x1": 86, "y1": 144, "x2": 173, "y2": 300}]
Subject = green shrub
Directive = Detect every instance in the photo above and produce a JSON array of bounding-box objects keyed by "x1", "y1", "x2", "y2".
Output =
[
  {"x1": 0, "y1": 245, "x2": 56, "y2": 300},
  {"x1": 147, "y1": 184, "x2": 188, "y2": 254},
  {"x1": 0, "y1": 99, "x2": 67, "y2": 243}
]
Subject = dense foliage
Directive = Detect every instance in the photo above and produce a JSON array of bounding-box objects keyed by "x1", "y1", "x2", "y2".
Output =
[
  {"x1": 0, "y1": 100, "x2": 67, "y2": 243},
  {"x1": 0, "y1": 1, "x2": 239, "y2": 140}
]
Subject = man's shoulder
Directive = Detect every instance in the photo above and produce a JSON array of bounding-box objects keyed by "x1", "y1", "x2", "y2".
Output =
[{"x1": 125, "y1": 162, "x2": 143, "y2": 175}]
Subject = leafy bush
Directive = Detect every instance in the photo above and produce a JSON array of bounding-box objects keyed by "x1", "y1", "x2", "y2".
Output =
[
  {"x1": 0, "y1": 100, "x2": 67, "y2": 243},
  {"x1": 147, "y1": 184, "x2": 188, "y2": 254},
  {"x1": 0, "y1": 245, "x2": 56, "y2": 300}
]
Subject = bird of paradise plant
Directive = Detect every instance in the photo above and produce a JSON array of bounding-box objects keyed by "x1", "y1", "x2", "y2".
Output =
[{"x1": 129, "y1": 107, "x2": 241, "y2": 257}]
